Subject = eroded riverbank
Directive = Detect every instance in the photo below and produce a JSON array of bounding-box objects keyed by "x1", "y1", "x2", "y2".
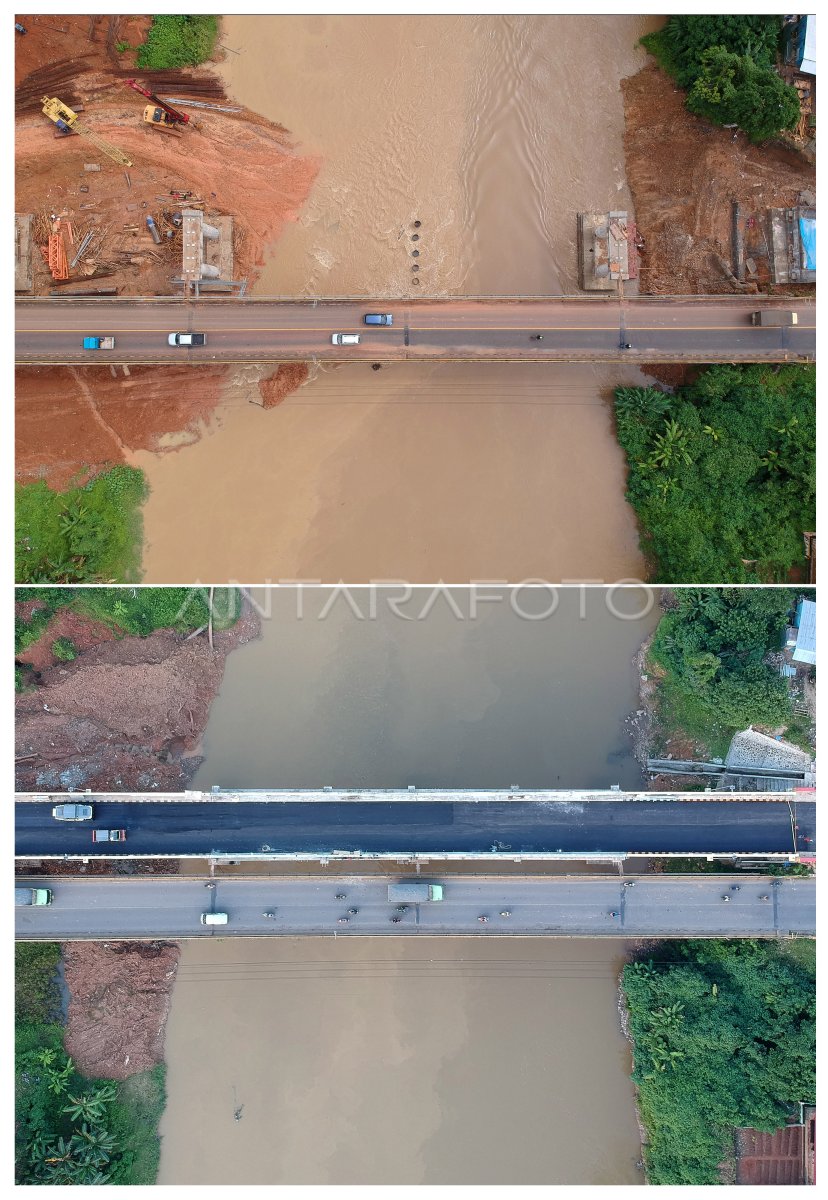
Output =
[{"x1": 15, "y1": 596, "x2": 259, "y2": 792}]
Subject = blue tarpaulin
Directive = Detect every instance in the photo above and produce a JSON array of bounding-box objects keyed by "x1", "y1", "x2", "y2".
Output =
[{"x1": 799, "y1": 217, "x2": 816, "y2": 270}]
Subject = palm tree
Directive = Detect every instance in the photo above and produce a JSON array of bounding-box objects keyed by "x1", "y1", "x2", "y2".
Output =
[
  {"x1": 63, "y1": 1092, "x2": 106, "y2": 1123},
  {"x1": 648, "y1": 419, "x2": 692, "y2": 470},
  {"x1": 615, "y1": 386, "x2": 671, "y2": 425}
]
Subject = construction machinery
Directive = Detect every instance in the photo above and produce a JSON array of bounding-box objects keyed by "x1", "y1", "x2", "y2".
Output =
[
  {"x1": 142, "y1": 105, "x2": 184, "y2": 137},
  {"x1": 125, "y1": 79, "x2": 199, "y2": 129},
  {"x1": 41, "y1": 96, "x2": 132, "y2": 167}
]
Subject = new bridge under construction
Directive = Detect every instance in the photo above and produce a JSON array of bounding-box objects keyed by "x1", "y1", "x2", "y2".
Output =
[{"x1": 16, "y1": 789, "x2": 815, "y2": 862}]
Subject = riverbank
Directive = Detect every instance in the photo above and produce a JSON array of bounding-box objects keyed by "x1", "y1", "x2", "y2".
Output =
[
  {"x1": 622, "y1": 63, "x2": 815, "y2": 296},
  {"x1": 15, "y1": 939, "x2": 170, "y2": 1183},
  {"x1": 619, "y1": 938, "x2": 816, "y2": 1184},
  {"x1": 15, "y1": 14, "x2": 319, "y2": 496},
  {"x1": 630, "y1": 588, "x2": 815, "y2": 786},
  {"x1": 15, "y1": 588, "x2": 259, "y2": 791}
]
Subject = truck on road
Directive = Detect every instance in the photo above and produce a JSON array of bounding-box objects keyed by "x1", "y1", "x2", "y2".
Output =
[
  {"x1": 91, "y1": 829, "x2": 126, "y2": 843},
  {"x1": 751, "y1": 310, "x2": 798, "y2": 326},
  {"x1": 387, "y1": 883, "x2": 444, "y2": 903},
  {"x1": 16, "y1": 887, "x2": 53, "y2": 906},
  {"x1": 82, "y1": 336, "x2": 116, "y2": 350}
]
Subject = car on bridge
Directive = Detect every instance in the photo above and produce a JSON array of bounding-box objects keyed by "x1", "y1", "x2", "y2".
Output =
[
  {"x1": 51, "y1": 803, "x2": 93, "y2": 821},
  {"x1": 364, "y1": 313, "x2": 393, "y2": 326},
  {"x1": 168, "y1": 332, "x2": 207, "y2": 347},
  {"x1": 91, "y1": 829, "x2": 126, "y2": 843},
  {"x1": 331, "y1": 333, "x2": 361, "y2": 345}
]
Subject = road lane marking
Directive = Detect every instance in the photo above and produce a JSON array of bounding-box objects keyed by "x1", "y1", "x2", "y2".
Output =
[{"x1": 17, "y1": 324, "x2": 815, "y2": 334}]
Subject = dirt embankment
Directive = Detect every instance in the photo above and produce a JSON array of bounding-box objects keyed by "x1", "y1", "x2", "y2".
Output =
[
  {"x1": 15, "y1": 15, "x2": 319, "y2": 485},
  {"x1": 16, "y1": 364, "x2": 232, "y2": 487},
  {"x1": 63, "y1": 940, "x2": 180, "y2": 1080},
  {"x1": 15, "y1": 602, "x2": 260, "y2": 791},
  {"x1": 622, "y1": 64, "x2": 815, "y2": 295},
  {"x1": 625, "y1": 592, "x2": 707, "y2": 792}
]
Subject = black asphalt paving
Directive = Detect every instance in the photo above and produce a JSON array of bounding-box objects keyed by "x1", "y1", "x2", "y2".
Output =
[{"x1": 15, "y1": 796, "x2": 813, "y2": 859}]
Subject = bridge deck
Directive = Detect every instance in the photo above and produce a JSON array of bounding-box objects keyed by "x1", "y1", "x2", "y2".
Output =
[
  {"x1": 15, "y1": 297, "x2": 815, "y2": 365},
  {"x1": 14, "y1": 874, "x2": 815, "y2": 941},
  {"x1": 15, "y1": 792, "x2": 813, "y2": 860}
]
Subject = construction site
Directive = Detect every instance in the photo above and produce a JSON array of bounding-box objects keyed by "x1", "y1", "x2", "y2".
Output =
[{"x1": 14, "y1": 15, "x2": 318, "y2": 298}]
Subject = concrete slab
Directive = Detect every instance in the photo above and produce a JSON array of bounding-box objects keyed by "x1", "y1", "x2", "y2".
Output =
[{"x1": 15, "y1": 213, "x2": 33, "y2": 293}]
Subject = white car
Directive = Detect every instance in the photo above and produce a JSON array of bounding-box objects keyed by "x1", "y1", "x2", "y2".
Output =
[
  {"x1": 331, "y1": 333, "x2": 360, "y2": 345},
  {"x1": 52, "y1": 803, "x2": 93, "y2": 821},
  {"x1": 168, "y1": 332, "x2": 206, "y2": 347}
]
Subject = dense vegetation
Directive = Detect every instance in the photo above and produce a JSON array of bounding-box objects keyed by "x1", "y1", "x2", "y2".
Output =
[
  {"x1": 623, "y1": 939, "x2": 815, "y2": 1184},
  {"x1": 614, "y1": 366, "x2": 815, "y2": 583},
  {"x1": 16, "y1": 586, "x2": 241, "y2": 661},
  {"x1": 16, "y1": 467, "x2": 147, "y2": 584},
  {"x1": 649, "y1": 587, "x2": 802, "y2": 756},
  {"x1": 137, "y1": 14, "x2": 219, "y2": 69},
  {"x1": 641, "y1": 16, "x2": 800, "y2": 142},
  {"x1": 15, "y1": 946, "x2": 166, "y2": 1184}
]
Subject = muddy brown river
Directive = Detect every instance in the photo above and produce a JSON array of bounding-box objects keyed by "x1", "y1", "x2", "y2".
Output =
[
  {"x1": 136, "y1": 13, "x2": 660, "y2": 584},
  {"x1": 192, "y1": 586, "x2": 657, "y2": 791},
  {"x1": 157, "y1": 587, "x2": 654, "y2": 1182},
  {"x1": 158, "y1": 938, "x2": 642, "y2": 1186},
  {"x1": 156, "y1": 14, "x2": 660, "y2": 1182}
]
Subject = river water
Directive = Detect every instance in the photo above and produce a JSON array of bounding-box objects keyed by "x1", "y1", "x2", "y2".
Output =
[
  {"x1": 158, "y1": 937, "x2": 642, "y2": 1186},
  {"x1": 156, "y1": 13, "x2": 659, "y2": 1182},
  {"x1": 136, "y1": 12, "x2": 660, "y2": 585},
  {"x1": 192, "y1": 586, "x2": 657, "y2": 791}
]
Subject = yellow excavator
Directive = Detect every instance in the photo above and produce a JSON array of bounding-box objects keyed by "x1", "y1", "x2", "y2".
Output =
[{"x1": 41, "y1": 95, "x2": 133, "y2": 167}]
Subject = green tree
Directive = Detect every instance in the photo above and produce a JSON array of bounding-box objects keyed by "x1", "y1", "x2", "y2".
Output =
[
  {"x1": 642, "y1": 15, "x2": 784, "y2": 88},
  {"x1": 640, "y1": 16, "x2": 800, "y2": 142},
  {"x1": 623, "y1": 939, "x2": 815, "y2": 1183},
  {"x1": 687, "y1": 46, "x2": 801, "y2": 142},
  {"x1": 614, "y1": 365, "x2": 815, "y2": 582}
]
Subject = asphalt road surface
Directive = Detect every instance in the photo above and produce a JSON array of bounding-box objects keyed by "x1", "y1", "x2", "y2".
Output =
[
  {"x1": 15, "y1": 297, "x2": 815, "y2": 364},
  {"x1": 15, "y1": 794, "x2": 813, "y2": 859},
  {"x1": 14, "y1": 874, "x2": 814, "y2": 940}
]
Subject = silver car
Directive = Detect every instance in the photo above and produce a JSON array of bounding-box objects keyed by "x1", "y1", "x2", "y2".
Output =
[{"x1": 52, "y1": 803, "x2": 93, "y2": 821}]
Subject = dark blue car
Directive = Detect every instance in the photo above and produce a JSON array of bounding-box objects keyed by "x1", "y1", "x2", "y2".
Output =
[{"x1": 363, "y1": 313, "x2": 393, "y2": 326}]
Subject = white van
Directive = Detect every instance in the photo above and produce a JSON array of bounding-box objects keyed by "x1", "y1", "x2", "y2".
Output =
[{"x1": 200, "y1": 912, "x2": 228, "y2": 925}]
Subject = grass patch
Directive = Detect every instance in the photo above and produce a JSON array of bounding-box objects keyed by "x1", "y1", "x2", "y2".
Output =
[
  {"x1": 15, "y1": 944, "x2": 62, "y2": 1024},
  {"x1": 650, "y1": 663, "x2": 734, "y2": 760},
  {"x1": 623, "y1": 939, "x2": 815, "y2": 1184},
  {"x1": 16, "y1": 467, "x2": 147, "y2": 583},
  {"x1": 137, "y1": 14, "x2": 219, "y2": 69},
  {"x1": 15, "y1": 587, "x2": 241, "y2": 656},
  {"x1": 52, "y1": 637, "x2": 77, "y2": 662},
  {"x1": 74, "y1": 585, "x2": 241, "y2": 635},
  {"x1": 107, "y1": 1066, "x2": 167, "y2": 1185},
  {"x1": 15, "y1": 589, "x2": 73, "y2": 656},
  {"x1": 778, "y1": 938, "x2": 816, "y2": 975}
]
